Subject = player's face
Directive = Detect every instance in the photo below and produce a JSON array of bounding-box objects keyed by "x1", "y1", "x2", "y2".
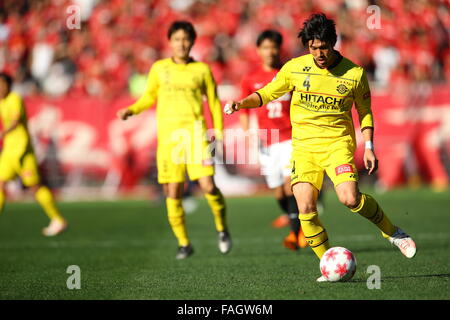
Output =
[
  {"x1": 0, "y1": 78, "x2": 10, "y2": 99},
  {"x1": 308, "y1": 39, "x2": 334, "y2": 68},
  {"x1": 257, "y1": 39, "x2": 280, "y2": 68},
  {"x1": 169, "y1": 30, "x2": 194, "y2": 61}
]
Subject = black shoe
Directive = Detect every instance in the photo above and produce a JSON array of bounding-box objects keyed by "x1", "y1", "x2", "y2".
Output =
[
  {"x1": 218, "y1": 230, "x2": 232, "y2": 254},
  {"x1": 176, "y1": 244, "x2": 194, "y2": 260}
]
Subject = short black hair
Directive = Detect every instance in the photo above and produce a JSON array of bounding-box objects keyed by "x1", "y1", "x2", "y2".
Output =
[
  {"x1": 298, "y1": 13, "x2": 337, "y2": 47},
  {"x1": 256, "y1": 30, "x2": 283, "y2": 47},
  {"x1": 167, "y1": 21, "x2": 197, "y2": 42},
  {"x1": 0, "y1": 72, "x2": 13, "y2": 90}
]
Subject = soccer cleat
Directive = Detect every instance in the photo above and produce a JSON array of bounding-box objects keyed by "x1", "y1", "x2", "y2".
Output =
[
  {"x1": 387, "y1": 227, "x2": 417, "y2": 258},
  {"x1": 42, "y1": 219, "x2": 67, "y2": 237},
  {"x1": 298, "y1": 229, "x2": 308, "y2": 248},
  {"x1": 316, "y1": 275, "x2": 329, "y2": 282},
  {"x1": 271, "y1": 214, "x2": 289, "y2": 228},
  {"x1": 283, "y1": 231, "x2": 299, "y2": 251},
  {"x1": 176, "y1": 244, "x2": 194, "y2": 260},
  {"x1": 218, "y1": 230, "x2": 232, "y2": 254}
]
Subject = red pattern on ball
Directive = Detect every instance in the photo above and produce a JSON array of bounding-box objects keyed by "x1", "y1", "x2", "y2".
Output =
[
  {"x1": 335, "y1": 263, "x2": 348, "y2": 277},
  {"x1": 320, "y1": 265, "x2": 330, "y2": 278},
  {"x1": 325, "y1": 249, "x2": 338, "y2": 262}
]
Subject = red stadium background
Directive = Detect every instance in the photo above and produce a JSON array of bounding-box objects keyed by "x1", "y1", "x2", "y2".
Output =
[{"x1": 0, "y1": 0, "x2": 449, "y2": 198}]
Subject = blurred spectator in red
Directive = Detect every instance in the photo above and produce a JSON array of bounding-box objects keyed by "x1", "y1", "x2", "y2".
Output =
[{"x1": 0, "y1": 0, "x2": 447, "y2": 98}]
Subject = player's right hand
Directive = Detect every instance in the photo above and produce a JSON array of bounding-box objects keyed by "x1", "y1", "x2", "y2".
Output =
[
  {"x1": 117, "y1": 108, "x2": 133, "y2": 120},
  {"x1": 223, "y1": 101, "x2": 241, "y2": 115},
  {"x1": 364, "y1": 148, "x2": 378, "y2": 175}
]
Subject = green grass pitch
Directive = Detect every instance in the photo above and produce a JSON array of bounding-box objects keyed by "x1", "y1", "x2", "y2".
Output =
[{"x1": 0, "y1": 188, "x2": 449, "y2": 300}]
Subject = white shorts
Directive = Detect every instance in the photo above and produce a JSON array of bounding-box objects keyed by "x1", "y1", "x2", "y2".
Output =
[{"x1": 259, "y1": 139, "x2": 292, "y2": 189}]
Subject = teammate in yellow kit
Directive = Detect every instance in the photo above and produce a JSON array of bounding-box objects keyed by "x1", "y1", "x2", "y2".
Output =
[
  {"x1": 117, "y1": 21, "x2": 231, "y2": 259},
  {"x1": 225, "y1": 13, "x2": 416, "y2": 281},
  {"x1": 0, "y1": 73, "x2": 67, "y2": 236}
]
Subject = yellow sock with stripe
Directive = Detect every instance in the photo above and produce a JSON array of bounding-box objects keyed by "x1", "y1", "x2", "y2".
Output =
[
  {"x1": 204, "y1": 189, "x2": 227, "y2": 232},
  {"x1": 35, "y1": 186, "x2": 64, "y2": 221},
  {"x1": 0, "y1": 189, "x2": 5, "y2": 214},
  {"x1": 166, "y1": 197, "x2": 189, "y2": 246},
  {"x1": 351, "y1": 193, "x2": 396, "y2": 238},
  {"x1": 299, "y1": 212, "x2": 330, "y2": 259}
]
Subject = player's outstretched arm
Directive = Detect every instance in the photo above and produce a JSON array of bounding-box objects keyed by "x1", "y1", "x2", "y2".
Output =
[
  {"x1": 224, "y1": 93, "x2": 262, "y2": 115},
  {"x1": 225, "y1": 61, "x2": 292, "y2": 115},
  {"x1": 117, "y1": 63, "x2": 159, "y2": 121}
]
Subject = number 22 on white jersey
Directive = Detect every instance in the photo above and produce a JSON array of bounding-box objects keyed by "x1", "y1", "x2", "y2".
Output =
[{"x1": 266, "y1": 101, "x2": 282, "y2": 119}]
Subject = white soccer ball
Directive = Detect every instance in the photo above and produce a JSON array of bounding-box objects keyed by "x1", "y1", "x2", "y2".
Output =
[{"x1": 319, "y1": 247, "x2": 357, "y2": 282}]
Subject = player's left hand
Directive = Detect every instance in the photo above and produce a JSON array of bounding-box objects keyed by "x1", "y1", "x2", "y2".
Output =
[
  {"x1": 364, "y1": 149, "x2": 378, "y2": 175},
  {"x1": 223, "y1": 101, "x2": 241, "y2": 115}
]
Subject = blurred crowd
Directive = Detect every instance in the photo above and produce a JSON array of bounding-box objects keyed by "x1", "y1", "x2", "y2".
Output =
[{"x1": 0, "y1": 0, "x2": 449, "y2": 99}]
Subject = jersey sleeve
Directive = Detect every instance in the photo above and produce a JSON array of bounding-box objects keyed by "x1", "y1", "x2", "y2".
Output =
[
  {"x1": 128, "y1": 63, "x2": 159, "y2": 115},
  {"x1": 354, "y1": 68, "x2": 373, "y2": 130},
  {"x1": 256, "y1": 62, "x2": 293, "y2": 106},
  {"x1": 203, "y1": 65, "x2": 224, "y2": 140}
]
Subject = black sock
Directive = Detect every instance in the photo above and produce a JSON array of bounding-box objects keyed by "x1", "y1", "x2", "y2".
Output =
[
  {"x1": 287, "y1": 195, "x2": 300, "y2": 233},
  {"x1": 277, "y1": 196, "x2": 289, "y2": 213}
]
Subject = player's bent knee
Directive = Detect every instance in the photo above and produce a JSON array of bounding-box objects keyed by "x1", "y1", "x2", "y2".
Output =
[
  {"x1": 298, "y1": 203, "x2": 317, "y2": 214},
  {"x1": 336, "y1": 182, "x2": 360, "y2": 208},
  {"x1": 338, "y1": 194, "x2": 359, "y2": 209}
]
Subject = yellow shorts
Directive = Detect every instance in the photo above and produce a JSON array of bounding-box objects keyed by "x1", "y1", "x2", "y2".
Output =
[
  {"x1": 291, "y1": 137, "x2": 358, "y2": 191},
  {"x1": 157, "y1": 136, "x2": 215, "y2": 184},
  {"x1": 0, "y1": 151, "x2": 41, "y2": 186}
]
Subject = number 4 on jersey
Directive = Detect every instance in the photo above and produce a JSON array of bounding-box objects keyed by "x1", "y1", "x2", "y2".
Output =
[{"x1": 303, "y1": 75, "x2": 311, "y2": 91}]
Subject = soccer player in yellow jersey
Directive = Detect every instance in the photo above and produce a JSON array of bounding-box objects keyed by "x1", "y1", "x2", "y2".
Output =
[
  {"x1": 225, "y1": 13, "x2": 416, "y2": 281},
  {"x1": 0, "y1": 73, "x2": 67, "y2": 236},
  {"x1": 117, "y1": 21, "x2": 231, "y2": 259}
]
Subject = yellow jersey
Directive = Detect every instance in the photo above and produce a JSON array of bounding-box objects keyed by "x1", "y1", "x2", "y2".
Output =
[
  {"x1": 128, "y1": 58, "x2": 223, "y2": 141},
  {"x1": 0, "y1": 92, "x2": 31, "y2": 156},
  {"x1": 256, "y1": 52, "x2": 373, "y2": 151}
]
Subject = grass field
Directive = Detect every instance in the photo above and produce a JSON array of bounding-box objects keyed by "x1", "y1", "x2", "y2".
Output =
[{"x1": 0, "y1": 188, "x2": 449, "y2": 300}]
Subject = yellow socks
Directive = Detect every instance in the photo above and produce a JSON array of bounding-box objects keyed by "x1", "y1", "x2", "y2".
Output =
[
  {"x1": 1, "y1": 186, "x2": 64, "y2": 221},
  {"x1": 299, "y1": 212, "x2": 330, "y2": 259},
  {"x1": 166, "y1": 190, "x2": 226, "y2": 247},
  {"x1": 204, "y1": 189, "x2": 227, "y2": 232},
  {"x1": 297, "y1": 193, "x2": 395, "y2": 260},
  {"x1": 0, "y1": 189, "x2": 5, "y2": 214},
  {"x1": 35, "y1": 186, "x2": 64, "y2": 222},
  {"x1": 166, "y1": 197, "x2": 189, "y2": 246},
  {"x1": 351, "y1": 193, "x2": 396, "y2": 238}
]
